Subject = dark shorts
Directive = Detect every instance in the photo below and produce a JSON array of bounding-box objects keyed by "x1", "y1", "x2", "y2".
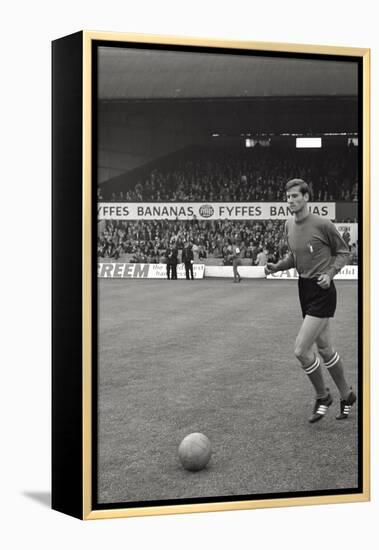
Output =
[{"x1": 298, "y1": 277, "x2": 337, "y2": 319}]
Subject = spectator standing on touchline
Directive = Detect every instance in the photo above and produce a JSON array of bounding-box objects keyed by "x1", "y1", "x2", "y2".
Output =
[{"x1": 182, "y1": 242, "x2": 194, "y2": 280}]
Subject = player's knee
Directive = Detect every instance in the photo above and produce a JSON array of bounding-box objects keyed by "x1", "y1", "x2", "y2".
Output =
[
  {"x1": 294, "y1": 343, "x2": 310, "y2": 363},
  {"x1": 294, "y1": 345, "x2": 303, "y2": 361},
  {"x1": 317, "y1": 344, "x2": 333, "y2": 361}
]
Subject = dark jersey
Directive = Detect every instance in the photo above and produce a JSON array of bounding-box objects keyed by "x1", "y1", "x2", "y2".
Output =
[
  {"x1": 232, "y1": 245, "x2": 241, "y2": 260},
  {"x1": 276, "y1": 213, "x2": 350, "y2": 279}
]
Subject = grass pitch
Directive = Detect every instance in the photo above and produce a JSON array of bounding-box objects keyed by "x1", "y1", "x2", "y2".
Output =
[{"x1": 98, "y1": 278, "x2": 358, "y2": 504}]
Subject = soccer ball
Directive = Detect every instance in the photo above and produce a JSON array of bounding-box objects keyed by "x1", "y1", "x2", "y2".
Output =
[{"x1": 178, "y1": 432, "x2": 212, "y2": 472}]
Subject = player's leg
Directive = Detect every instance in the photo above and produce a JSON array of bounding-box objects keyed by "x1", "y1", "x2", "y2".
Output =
[
  {"x1": 233, "y1": 260, "x2": 241, "y2": 282},
  {"x1": 295, "y1": 315, "x2": 335, "y2": 422},
  {"x1": 316, "y1": 321, "x2": 356, "y2": 419},
  {"x1": 315, "y1": 320, "x2": 350, "y2": 398},
  {"x1": 294, "y1": 315, "x2": 329, "y2": 398},
  {"x1": 233, "y1": 263, "x2": 237, "y2": 282}
]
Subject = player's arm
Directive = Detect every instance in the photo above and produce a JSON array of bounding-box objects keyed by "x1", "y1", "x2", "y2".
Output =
[
  {"x1": 323, "y1": 221, "x2": 351, "y2": 280},
  {"x1": 317, "y1": 221, "x2": 351, "y2": 288},
  {"x1": 265, "y1": 252, "x2": 295, "y2": 274},
  {"x1": 265, "y1": 220, "x2": 295, "y2": 274}
]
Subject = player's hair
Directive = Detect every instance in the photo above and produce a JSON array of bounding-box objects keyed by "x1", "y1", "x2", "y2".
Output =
[{"x1": 286, "y1": 178, "x2": 310, "y2": 195}]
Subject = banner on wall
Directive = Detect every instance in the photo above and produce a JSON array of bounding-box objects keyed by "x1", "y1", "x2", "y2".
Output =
[
  {"x1": 334, "y1": 223, "x2": 358, "y2": 246},
  {"x1": 266, "y1": 265, "x2": 358, "y2": 280},
  {"x1": 98, "y1": 262, "x2": 205, "y2": 279},
  {"x1": 98, "y1": 202, "x2": 336, "y2": 221}
]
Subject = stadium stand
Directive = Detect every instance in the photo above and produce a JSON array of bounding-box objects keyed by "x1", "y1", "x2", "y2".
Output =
[
  {"x1": 101, "y1": 146, "x2": 358, "y2": 203},
  {"x1": 98, "y1": 143, "x2": 358, "y2": 266}
]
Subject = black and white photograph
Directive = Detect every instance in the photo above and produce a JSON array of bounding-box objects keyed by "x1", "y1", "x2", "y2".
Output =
[
  {"x1": 95, "y1": 36, "x2": 367, "y2": 511},
  {"x1": 4, "y1": 0, "x2": 379, "y2": 545}
]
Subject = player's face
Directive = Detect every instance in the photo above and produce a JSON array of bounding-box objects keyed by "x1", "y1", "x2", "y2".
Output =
[{"x1": 286, "y1": 186, "x2": 309, "y2": 213}]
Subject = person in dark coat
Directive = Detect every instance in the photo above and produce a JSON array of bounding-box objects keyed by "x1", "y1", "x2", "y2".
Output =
[
  {"x1": 181, "y1": 242, "x2": 194, "y2": 280},
  {"x1": 165, "y1": 243, "x2": 178, "y2": 279}
]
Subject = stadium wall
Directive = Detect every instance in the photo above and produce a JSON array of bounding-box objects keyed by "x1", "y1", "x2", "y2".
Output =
[
  {"x1": 98, "y1": 263, "x2": 357, "y2": 280},
  {"x1": 204, "y1": 266, "x2": 265, "y2": 278},
  {"x1": 266, "y1": 265, "x2": 358, "y2": 280},
  {"x1": 204, "y1": 265, "x2": 357, "y2": 279},
  {"x1": 98, "y1": 262, "x2": 205, "y2": 279}
]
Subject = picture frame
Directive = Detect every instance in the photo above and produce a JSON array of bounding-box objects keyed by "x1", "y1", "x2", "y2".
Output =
[{"x1": 52, "y1": 31, "x2": 370, "y2": 520}]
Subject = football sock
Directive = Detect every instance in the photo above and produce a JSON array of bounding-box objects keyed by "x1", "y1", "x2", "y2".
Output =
[
  {"x1": 303, "y1": 356, "x2": 328, "y2": 399},
  {"x1": 324, "y1": 352, "x2": 351, "y2": 400}
]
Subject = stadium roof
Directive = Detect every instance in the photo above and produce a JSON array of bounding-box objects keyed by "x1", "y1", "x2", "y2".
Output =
[{"x1": 98, "y1": 46, "x2": 358, "y2": 100}]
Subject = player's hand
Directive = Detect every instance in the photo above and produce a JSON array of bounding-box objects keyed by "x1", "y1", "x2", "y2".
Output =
[
  {"x1": 317, "y1": 273, "x2": 331, "y2": 289},
  {"x1": 264, "y1": 263, "x2": 276, "y2": 275}
]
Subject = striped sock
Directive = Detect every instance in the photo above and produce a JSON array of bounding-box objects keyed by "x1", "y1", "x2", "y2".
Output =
[
  {"x1": 324, "y1": 352, "x2": 350, "y2": 400},
  {"x1": 324, "y1": 351, "x2": 340, "y2": 369},
  {"x1": 303, "y1": 356, "x2": 327, "y2": 399},
  {"x1": 304, "y1": 355, "x2": 320, "y2": 375}
]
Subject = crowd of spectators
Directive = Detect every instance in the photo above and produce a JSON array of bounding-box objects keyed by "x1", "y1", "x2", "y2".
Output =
[
  {"x1": 98, "y1": 219, "x2": 286, "y2": 265},
  {"x1": 98, "y1": 218, "x2": 358, "y2": 266},
  {"x1": 98, "y1": 147, "x2": 358, "y2": 265},
  {"x1": 99, "y1": 146, "x2": 358, "y2": 203}
]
